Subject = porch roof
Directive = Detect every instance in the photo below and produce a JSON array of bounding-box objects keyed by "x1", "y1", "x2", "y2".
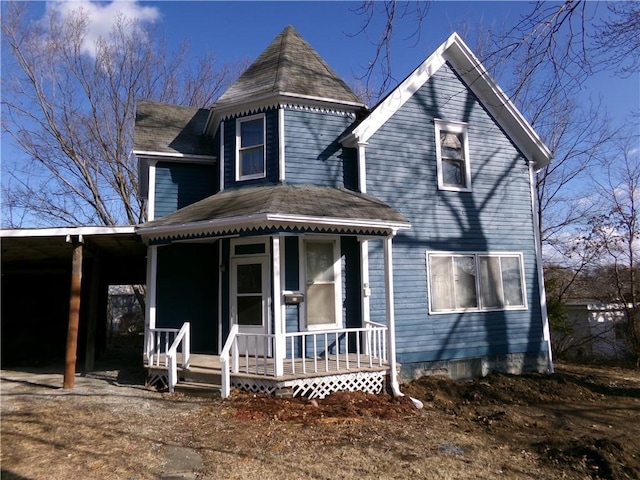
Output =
[{"x1": 137, "y1": 184, "x2": 410, "y2": 243}]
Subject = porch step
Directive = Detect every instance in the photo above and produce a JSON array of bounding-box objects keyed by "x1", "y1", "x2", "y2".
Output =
[
  {"x1": 179, "y1": 366, "x2": 222, "y2": 385},
  {"x1": 174, "y1": 380, "x2": 222, "y2": 398}
]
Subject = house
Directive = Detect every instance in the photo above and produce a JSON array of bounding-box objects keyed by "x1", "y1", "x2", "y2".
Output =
[
  {"x1": 134, "y1": 26, "x2": 553, "y2": 398},
  {"x1": 555, "y1": 302, "x2": 632, "y2": 359}
]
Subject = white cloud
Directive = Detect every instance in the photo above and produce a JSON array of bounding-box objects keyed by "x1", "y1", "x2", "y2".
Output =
[{"x1": 46, "y1": 0, "x2": 160, "y2": 57}]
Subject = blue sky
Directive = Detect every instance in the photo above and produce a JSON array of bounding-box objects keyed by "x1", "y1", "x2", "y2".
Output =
[
  {"x1": 155, "y1": 1, "x2": 639, "y2": 123},
  {"x1": 17, "y1": 1, "x2": 639, "y2": 123}
]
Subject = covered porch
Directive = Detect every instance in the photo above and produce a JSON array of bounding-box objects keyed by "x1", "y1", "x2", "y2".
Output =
[{"x1": 137, "y1": 184, "x2": 410, "y2": 398}]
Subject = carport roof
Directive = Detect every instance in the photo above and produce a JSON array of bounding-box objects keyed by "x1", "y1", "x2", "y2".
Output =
[{"x1": 1, "y1": 227, "x2": 146, "y2": 267}]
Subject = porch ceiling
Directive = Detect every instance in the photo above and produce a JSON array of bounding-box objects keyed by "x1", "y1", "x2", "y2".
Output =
[{"x1": 137, "y1": 184, "x2": 410, "y2": 243}]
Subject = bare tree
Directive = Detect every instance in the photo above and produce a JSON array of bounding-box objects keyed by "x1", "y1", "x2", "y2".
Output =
[
  {"x1": 593, "y1": 2, "x2": 640, "y2": 76},
  {"x1": 348, "y1": 1, "x2": 429, "y2": 102},
  {"x1": 352, "y1": 1, "x2": 640, "y2": 103},
  {"x1": 1, "y1": 3, "x2": 244, "y2": 227},
  {"x1": 583, "y1": 131, "x2": 640, "y2": 364}
]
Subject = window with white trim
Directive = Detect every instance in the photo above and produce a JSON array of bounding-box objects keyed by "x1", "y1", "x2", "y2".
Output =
[
  {"x1": 428, "y1": 252, "x2": 526, "y2": 313},
  {"x1": 236, "y1": 114, "x2": 265, "y2": 180},
  {"x1": 304, "y1": 239, "x2": 342, "y2": 329},
  {"x1": 434, "y1": 119, "x2": 471, "y2": 191}
]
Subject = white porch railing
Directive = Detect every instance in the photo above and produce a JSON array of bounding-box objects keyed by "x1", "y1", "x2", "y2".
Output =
[
  {"x1": 219, "y1": 322, "x2": 388, "y2": 398},
  {"x1": 220, "y1": 324, "x2": 239, "y2": 399},
  {"x1": 146, "y1": 323, "x2": 191, "y2": 392}
]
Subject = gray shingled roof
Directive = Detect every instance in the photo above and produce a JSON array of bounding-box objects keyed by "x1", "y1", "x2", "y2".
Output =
[
  {"x1": 138, "y1": 184, "x2": 409, "y2": 234},
  {"x1": 213, "y1": 26, "x2": 365, "y2": 110},
  {"x1": 134, "y1": 100, "x2": 214, "y2": 157}
]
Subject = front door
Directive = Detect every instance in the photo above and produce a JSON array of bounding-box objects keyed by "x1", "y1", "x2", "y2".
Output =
[{"x1": 230, "y1": 255, "x2": 270, "y2": 355}]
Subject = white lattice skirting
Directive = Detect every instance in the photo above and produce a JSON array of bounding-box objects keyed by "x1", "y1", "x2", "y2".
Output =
[
  {"x1": 232, "y1": 377, "x2": 279, "y2": 396},
  {"x1": 232, "y1": 371, "x2": 386, "y2": 399}
]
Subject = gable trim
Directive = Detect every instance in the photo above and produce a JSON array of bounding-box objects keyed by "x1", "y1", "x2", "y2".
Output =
[{"x1": 341, "y1": 33, "x2": 552, "y2": 169}]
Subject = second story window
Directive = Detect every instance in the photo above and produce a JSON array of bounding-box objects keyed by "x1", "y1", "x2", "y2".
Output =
[
  {"x1": 236, "y1": 114, "x2": 265, "y2": 180},
  {"x1": 434, "y1": 119, "x2": 471, "y2": 191}
]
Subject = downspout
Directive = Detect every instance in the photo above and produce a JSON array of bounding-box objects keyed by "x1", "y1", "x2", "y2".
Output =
[
  {"x1": 383, "y1": 234, "x2": 423, "y2": 409},
  {"x1": 530, "y1": 166, "x2": 554, "y2": 373}
]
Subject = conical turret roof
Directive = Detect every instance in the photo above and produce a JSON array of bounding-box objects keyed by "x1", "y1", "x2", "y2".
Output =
[{"x1": 213, "y1": 26, "x2": 365, "y2": 110}]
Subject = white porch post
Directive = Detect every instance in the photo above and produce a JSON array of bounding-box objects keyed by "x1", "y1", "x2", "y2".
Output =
[
  {"x1": 357, "y1": 141, "x2": 368, "y2": 193},
  {"x1": 144, "y1": 245, "x2": 158, "y2": 360},
  {"x1": 383, "y1": 234, "x2": 402, "y2": 396},
  {"x1": 272, "y1": 236, "x2": 285, "y2": 376},
  {"x1": 360, "y1": 239, "x2": 371, "y2": 327}
]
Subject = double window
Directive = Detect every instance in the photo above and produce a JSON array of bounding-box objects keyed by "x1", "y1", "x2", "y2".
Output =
[
  {"x1": 434, "y1": 119, "x2": 471, "y2": 191},
  {"x1": 236, "y1": 114, "x2": 265, "y2": 180},
  {"x1": 428, "y1": 252, "x2": 526, "y2": 313}
]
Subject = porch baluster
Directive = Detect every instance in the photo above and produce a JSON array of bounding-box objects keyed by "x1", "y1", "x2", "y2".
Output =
[
  {"x1": 263, "y1": 336, "x2": 268, "y2": 375},
  {"x1": 290, "y1": 336, "x2": 295, "y2": 374},
  {"x1": 345, "y1": 332, "x2": 350, "y2": 370},
  {"x1": 324, "y1": 333, "x2": 329, "y2": 372}
]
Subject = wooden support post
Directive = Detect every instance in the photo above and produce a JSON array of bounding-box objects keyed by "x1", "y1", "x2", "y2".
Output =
[{"x1": 63, "y1": 238, "x2": 83, "y2": 389}]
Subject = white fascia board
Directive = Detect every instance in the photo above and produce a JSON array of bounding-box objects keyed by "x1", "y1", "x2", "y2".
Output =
[
  {"x1": 137, "y1": 213, "x2": 410, "y2": 242},
  {"x1": 442, "y1": 35, "x2": 552, "y2": 169},
  {"x1": 207, "y1": 93, "x2": 366, "y2": 135},
  {"x1": 1, "y1": 226, "x2": 136, "y2": 238},
  {"x1": 342, "y1": 37, "x2": 450, "y2": 147},
  {"x1": 133, "y1": 150, "x2": 217, "y2": 164},
  {"x1": 342, "y1": 32, "x2": 552, "y2": 169},
  {"x1": 266, "y1": 214, "x2": 411, "y2": 232}
]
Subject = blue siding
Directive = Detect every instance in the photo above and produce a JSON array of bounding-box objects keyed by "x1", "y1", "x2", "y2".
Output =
[
  {"x1": 284, "y1": 108, "x2": 357, "y2": 188},
  {"x1": 223, "y1": 108, "x2": 279, "y2": 189},
  {"x1": 156, "y1": 243, "x2": 218, "y2": 353},
  {"x1": 364, "y1": 63, "x2": 544, "y2": 364},
  {"x1": 154, "y1": 162, "x2": 217, "y2": 218}
]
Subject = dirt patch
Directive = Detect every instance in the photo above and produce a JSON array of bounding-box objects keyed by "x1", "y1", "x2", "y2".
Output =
[
  {"x1": 2, "y1": 358, "x2": 639, "y2": 480},
  {"x1": 228, "y1": 390, "x2": 417, "y2": 423}
]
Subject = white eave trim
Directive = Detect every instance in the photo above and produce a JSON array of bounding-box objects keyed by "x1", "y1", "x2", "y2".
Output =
[
  {"x1": 133, "y1": 150, "x2": 217, "y2": 164},
  {"x1": 205, "y1": 92, "x2": 367, "y2": 135},
  {"x1": 341, "y1": 32, "x2": 552, "y2": 169},
  {"x1": 0, "y1": 226, "x2": 136, "y2": 238},
  {"x1": 137, "y1": 213, "x2": 410, "y2": 242}
]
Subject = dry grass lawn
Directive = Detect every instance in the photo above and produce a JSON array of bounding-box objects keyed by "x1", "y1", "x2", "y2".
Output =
[{"x1": 2, "y1": 348, "x2": 639, "y2": 480}]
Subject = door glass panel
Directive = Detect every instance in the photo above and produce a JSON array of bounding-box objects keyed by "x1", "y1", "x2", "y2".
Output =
[
  {"x1": 237, "y1": 264, "x2": 262, "y2": 294},
  {"x1": 236, "y1": 262, "x2": 263, "y2": 326},
  {"x1": 237, "y1": 296, "x2": 262, "y2": 326}
]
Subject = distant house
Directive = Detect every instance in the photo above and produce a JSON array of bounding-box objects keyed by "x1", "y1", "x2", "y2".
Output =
[
  {"x1": 134, "y1": 26, "x2": 553, "y2": 398},
  {"x1": 558, "y1": 302, "x2": 632, "y2": 359}
]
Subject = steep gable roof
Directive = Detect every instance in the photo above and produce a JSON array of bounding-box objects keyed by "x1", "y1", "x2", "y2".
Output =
[
  {"x1": 211, "y1": 26, "x2": 365, "y2": 113},
  {"x1": 341, "y1": 33, "x2": 552, "y2": 169}
]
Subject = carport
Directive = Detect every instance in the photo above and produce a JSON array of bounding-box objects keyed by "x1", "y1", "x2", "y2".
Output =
[{"x1": 1, "y1": 227, "x2": 146, "y2": 385}]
